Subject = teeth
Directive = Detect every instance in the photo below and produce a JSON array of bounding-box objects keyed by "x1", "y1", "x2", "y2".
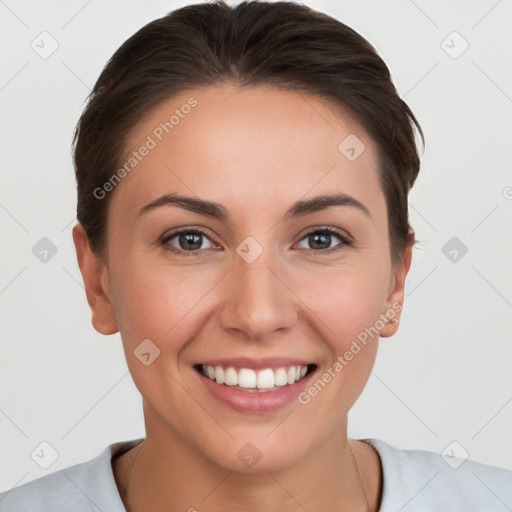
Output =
[
  {"x1": 239, "y1": 368, "x2": 257, "y2": 388},
  {"x1": 214, "y1": 366, "x2": 225, "y2": 384},
  {"x1": 257, "y1": 368, "x2": 275, "y2": 389},
  {"x1": 225, "y1": 367, "x2": 238, "y2": 386},
  {"x1": 200, "y1": 364, "x2": 310, "y2": 390},
  {"x1": 274, "y1": 368, "x2": 288, "y2": 386}
]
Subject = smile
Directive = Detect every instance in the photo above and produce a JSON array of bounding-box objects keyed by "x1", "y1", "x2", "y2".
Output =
[
  {"x1": 193, "y1": 359, "x2": 318, "y2": 413},
  {"x1": 198, "y1": 364, "x2": 313, "y2": 392}
]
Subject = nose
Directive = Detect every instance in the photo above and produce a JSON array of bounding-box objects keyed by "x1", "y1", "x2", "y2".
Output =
[{"x1": 218, "y1": 248, "x2": 298, "y2": 341}]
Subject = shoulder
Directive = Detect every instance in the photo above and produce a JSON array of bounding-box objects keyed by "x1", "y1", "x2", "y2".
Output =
[
  {"x1": 363, "y1": 438, "x2": 512, "y2": 512},
  {"x1": 0, "y1": 438, "x2": 143, "y2": 512}
]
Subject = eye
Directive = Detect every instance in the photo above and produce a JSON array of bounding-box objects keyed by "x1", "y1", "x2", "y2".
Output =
[
  {"x1": 296, "y1": 227, "x2": 352, "y2": 254},
  {"x1": 161, "y1": 226, "x2": 352, "y2": 256},
  {"x1": 162, "y1": 228, "x2": 218, "y2": 254}
]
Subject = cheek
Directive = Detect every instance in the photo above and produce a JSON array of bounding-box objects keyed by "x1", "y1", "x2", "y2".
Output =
[
  {"x1": 298, "y1": 258, "x2": 391, "y2": 341},
  {"x1": 296, "y1": 258, "x2": 389, "y2": 390},
  {"x1": 108, "y1": 260, "x2": 214, "y2": 406},
  {"x1": 110, "y1": 247, "x2": 391, "y2": 348},
  {"x1": 292, "y1": 270, "x2": 387, "y2": 425},
  {"x1": 110, "y1": 260, "x2": 213, "y2": 344}
]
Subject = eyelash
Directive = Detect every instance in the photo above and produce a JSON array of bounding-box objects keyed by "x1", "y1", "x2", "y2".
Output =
[{"x1": 160, "y1": 225, "x2": 353, "y2": 256}]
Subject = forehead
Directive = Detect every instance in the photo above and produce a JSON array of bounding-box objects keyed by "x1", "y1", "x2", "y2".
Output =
[{"x1": 114, "y1": 84, "x2": 384, "y2": 220}]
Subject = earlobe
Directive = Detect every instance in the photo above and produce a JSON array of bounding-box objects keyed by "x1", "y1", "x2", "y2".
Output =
[
  {"x1": 380, "y1": 244, "x2": 413, "y2": 338},
  {"x1": 72, "y1": 224, "x2": 119, "y2": 336}
]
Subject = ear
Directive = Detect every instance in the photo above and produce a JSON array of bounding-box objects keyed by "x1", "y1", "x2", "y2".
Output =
[
  {"x1": 379, "y1": 243, "x2": 413, "y2": 338},
  {"x1": 72, "y1": 224, "x2": 119, "y2": 335}
]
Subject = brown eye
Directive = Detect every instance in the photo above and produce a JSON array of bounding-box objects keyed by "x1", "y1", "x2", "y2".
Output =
[
  {"x1": 296, "y1": 228, "x2": 352, "y2": 253},
  {"x1": 162, "y1": 229, "x2": 216, "y2": 253}
]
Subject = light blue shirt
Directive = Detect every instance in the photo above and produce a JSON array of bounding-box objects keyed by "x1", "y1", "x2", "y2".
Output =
[{"x1": 1, "y1": 437, "x2": 511, "y2": 511}]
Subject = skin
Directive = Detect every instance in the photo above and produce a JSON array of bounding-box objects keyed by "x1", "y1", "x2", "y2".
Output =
[{"x1": 73, "y1": 84, "x2": 412, "y2": 512}]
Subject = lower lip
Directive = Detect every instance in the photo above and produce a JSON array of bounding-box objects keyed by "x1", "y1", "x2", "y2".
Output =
[{"x1": 195, "y1": 367, "x2": 316, "y2": 414}]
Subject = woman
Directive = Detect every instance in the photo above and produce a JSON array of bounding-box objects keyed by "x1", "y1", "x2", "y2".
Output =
[{"x1": 1, "y1": 1, "x2": 510, "y2": 510}]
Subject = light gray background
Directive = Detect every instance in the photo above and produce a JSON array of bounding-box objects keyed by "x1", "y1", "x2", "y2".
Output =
[{"x1": 1, "y1": 0, "x2": 511, "y2": 492}]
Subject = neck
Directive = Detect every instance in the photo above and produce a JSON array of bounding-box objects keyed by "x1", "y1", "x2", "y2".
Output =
[{"x1": 113, "y1": 404, "x2": 381, "y2": 512}]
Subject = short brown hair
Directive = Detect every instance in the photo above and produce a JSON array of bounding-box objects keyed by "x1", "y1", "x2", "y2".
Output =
[{"x1": 73, "y1": 0, "x2": 423, "y2": 262}]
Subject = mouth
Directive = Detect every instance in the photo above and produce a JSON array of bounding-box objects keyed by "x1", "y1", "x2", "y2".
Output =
[{"x1": 193, "y1": 363, "x2": 317, "y2": 393}]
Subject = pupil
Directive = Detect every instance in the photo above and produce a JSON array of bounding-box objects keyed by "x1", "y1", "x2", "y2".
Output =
[
  {"x1": 180, "y1": 232, "x2": 201, "y2": 250},
  {"x1": 177, "y1": 232, "x2": 332, "y2": 251},
  {"x1": 310, "y1": 233, "x2": 330, "y2": 250}
]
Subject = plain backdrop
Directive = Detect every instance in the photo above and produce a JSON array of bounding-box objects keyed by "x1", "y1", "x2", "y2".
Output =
[{"x1": 1, "y1": 0, "x2": 511, "y2": 492}]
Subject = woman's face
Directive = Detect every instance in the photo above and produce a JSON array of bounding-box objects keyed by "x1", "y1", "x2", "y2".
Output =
[{"x1": 76, "y1": 84, "x2": 410, "y2": 472}]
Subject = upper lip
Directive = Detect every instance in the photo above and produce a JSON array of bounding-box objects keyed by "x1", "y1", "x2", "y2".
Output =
[{"x1": 196, "y1": 357, "x2": 314, "y2": 371}]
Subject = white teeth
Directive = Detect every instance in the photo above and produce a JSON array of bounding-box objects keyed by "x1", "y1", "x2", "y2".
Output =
[
  {"x1": 256, "y1": 368, "x2": 275, "y2": 389},
  {"x1": 200, "y1": 364, "x2": 310, "y2": 390},
  {"x1": 214, "y1": 366, "x2": 225, "y2": 384},
  {"x1": 224, "y1": 367, "x2": 238, "y2": 386},
  {"x1": 238, "y1": 369, "x2": 257, "y2": 388},
  {"x1": 274, "y1": 368, "x2": 288, "y2": 386}
]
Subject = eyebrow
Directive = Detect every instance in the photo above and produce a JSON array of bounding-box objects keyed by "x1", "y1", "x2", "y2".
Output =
[{"x1": 138, "y1": 192, "x2": 371, "y2": 220}]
